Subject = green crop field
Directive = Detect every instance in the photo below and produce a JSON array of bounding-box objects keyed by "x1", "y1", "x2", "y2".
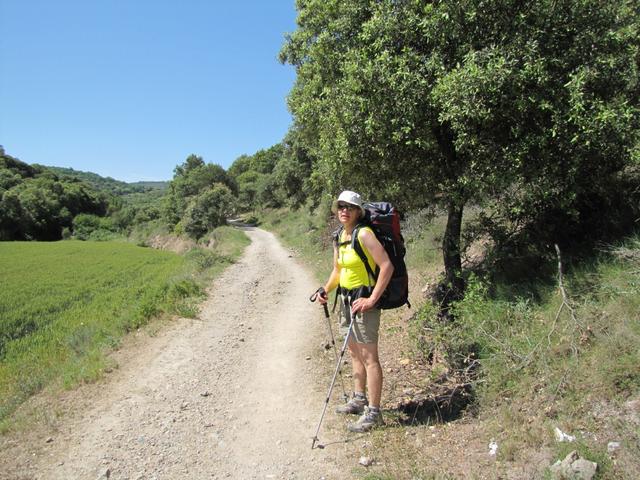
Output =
[{"x1": 0, "y1": 240, "x2": 206, "y2": 427}]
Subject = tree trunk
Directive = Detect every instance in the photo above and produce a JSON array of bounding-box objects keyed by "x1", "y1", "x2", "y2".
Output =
[
  {"x1": 443, "y1": 201, "x2": 464, "y2": 289},
  {"x1": 432, "y1": 123, "x2": 466, "y2": 318},
  {"x1": 438, "y1": 200, "x2": 465, "y2": 319}
]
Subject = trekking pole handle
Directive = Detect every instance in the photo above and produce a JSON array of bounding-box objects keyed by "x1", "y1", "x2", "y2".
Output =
[
  {"x1": 309, "y1": 287, "x2": 330, "y2": 318},
  {"x1": 309, "y1": 287, "x2": 326, "y2": 302}
]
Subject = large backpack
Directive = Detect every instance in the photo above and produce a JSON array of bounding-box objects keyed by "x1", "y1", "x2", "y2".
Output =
[{"x1": 335, "y1": 202, "x2": 410, "y2": 310}]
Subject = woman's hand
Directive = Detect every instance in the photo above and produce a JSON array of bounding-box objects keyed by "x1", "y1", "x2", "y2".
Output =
[
  {"x1": 317, "y1": 289, "x2": 328, "y2": 305},
  {"x1": 351, "y1": 296, "x2": 376, "y2": 314}
]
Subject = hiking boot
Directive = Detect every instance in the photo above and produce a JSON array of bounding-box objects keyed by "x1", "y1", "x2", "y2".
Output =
[
  {"x1": 347, "y1": 407, "x2": 383, "y2": 433},
  {"x1": 336, "y1": 395, "x2": 368, "y2": 415}
]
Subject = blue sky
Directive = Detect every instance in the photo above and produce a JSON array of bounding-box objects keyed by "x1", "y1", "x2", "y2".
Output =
[{"x1": 0, "y1": 1, "x2": 297, "y2": 182}]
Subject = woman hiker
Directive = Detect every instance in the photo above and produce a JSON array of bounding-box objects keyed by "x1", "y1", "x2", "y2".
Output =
[{"x1": 317, "y1": 190, "x2": 394, "y2": 432}]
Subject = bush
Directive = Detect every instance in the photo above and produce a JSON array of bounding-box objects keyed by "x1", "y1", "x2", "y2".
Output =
[
  {"x1": 166, "y1": 278, "x2": 201, "y2": 300},
  {"x1": 165, "y1": 278, "x2": 204, "y2": 318},
  {"x1": 182, "y1": 184, "x2": 234, "y2": 239},
  {"x1": 72, "y1": 213, "x2": 117, "y2": 241},
  {"x1": 185, "y1": 249, "x2": 227, "y2": 271}
]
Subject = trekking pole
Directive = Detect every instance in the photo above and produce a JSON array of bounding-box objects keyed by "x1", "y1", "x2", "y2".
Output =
[
  {"x1": 309, "y1": 288, "x2": 349, "y2": 403},
  {"x1": 310, "y1": 295, "x2": 357, "y2": 450}
]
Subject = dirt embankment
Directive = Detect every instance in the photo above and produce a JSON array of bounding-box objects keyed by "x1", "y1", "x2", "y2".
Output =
[
  {"x1": 146, "y1": 234, "x2": 197, "y2": 254},
  {"x1": 1, "y1": 227, "x2": 357, "y2": 480}
]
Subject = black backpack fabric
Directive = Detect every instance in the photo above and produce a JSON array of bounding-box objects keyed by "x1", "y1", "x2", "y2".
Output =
[{"x1": 335, "y1": 202, "x2": 410, "y2": 310}]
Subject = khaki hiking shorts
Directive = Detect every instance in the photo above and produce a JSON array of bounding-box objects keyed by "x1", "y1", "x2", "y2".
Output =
[{"x1": 338, "y1": 294, "x2": 381, "y2": 344}]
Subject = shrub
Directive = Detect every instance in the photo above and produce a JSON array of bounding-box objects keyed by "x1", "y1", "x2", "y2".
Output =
[
  {"x1": 72, "y1": 213, "x2": 117, "y2": 241},
  {"x1": 182, "y1": 184, "x2": 234, "y2": 239}
]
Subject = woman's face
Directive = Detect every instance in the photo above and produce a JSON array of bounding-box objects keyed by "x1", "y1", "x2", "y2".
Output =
[{"x1": 336, "y1": 202, "x2": 361, "y2": 227}]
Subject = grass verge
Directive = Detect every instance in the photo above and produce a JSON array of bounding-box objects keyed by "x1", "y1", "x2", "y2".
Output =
[{"x1": 409, "y1": 235, "x2": 640, "y2": 478}]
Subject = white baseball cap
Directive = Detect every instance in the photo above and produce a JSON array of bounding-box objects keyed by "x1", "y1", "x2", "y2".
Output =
[{"x1": 331, "y1": 190, "x2": 364, "y2": 215}]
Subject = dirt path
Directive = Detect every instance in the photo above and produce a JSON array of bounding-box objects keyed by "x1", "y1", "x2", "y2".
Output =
[{"x1": 1, "y1": 227, "x2": 355, "y2": 480}]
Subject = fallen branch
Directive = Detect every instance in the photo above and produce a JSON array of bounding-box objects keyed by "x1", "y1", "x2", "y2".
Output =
[
  {"x1": 554, "y1": 244, "x2": 580, "y2": 328},
  {"x1": 516, "y1": 244, "x2": 583, "y2": 369},
  {"x1": 478, "y1": 324, "x2": 526, "y2": 362}
]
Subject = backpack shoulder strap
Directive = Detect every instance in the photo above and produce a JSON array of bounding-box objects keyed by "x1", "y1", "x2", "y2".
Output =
[
  {"x1": 333, "y1": 226, "x2": 346, "y2": 247},
  {"x1": 351, "y1": 226, "x2": 377, "y2": 283}
]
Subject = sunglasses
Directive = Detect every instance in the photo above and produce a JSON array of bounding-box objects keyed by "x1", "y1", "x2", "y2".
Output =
[{"x1": 337, "y1": 203, "x2": 358, "y2": 211}]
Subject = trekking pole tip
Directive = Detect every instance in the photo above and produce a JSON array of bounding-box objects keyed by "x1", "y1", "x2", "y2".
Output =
[{"x1": 311, "y1": 436, "x2": 326, "y2": 449}]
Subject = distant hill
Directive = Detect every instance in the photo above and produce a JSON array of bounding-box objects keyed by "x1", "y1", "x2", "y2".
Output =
[
  {"x1": 129, "y1": 181, "x2": 169, "y2": 190},
  {"x1": 39, "y1": 166, "x2": 169, "y2": 195},
  {"x1": 0, "y1": 154, "x2": 109, "y2": 240}
]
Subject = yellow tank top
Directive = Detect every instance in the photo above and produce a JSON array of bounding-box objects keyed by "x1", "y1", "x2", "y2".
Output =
[{"x1": 337, "y1": 226, "x2": 377, "y2": 290}]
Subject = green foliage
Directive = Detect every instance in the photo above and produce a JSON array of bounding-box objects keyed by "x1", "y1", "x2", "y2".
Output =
[
  {"x1": 227, "y1": 154, "x2": 252, "y2": 178},
  {"x1": 182, "y1": 183, "x2": 234, "y2": 239},
  {"x1": 0, "y1": 159, "x2": 171, "y2": 240},
  {"x1": 109, "y1": 188, "x2": 165, "y2": 233},
  {"x1": 227, "y1": 137, "x2": 322, "y2": 212},
  {"x1": 250, "y1": 144, "x2": 284, "y2": 175},
  {"x1": 0, "y1": 153, "x2": 109, "y2": 240},
  {"x1": 72, "y1": 213, "x2": 119, "y2": 241},
  {"x1": 41, "y1": 166, "x2": 168, "y2": 196},
  {"x1": 185, "y1": 248, "x2": 225, "y2": 271},
  {"x1": 235, "y1": 170, "x2": 266, "y2": 210},
  {"x1": 281, "y1": 0, "x2": 640, "y2": 291},
  {"x1": 165, "y1": 278, "x2": 204, "y2": 318},
  {"x1": 127, "y1": 219, "x2": 169, "y2": 247},
  {"x1": 228, "y1": 144, "x2": 296, "y2": 211},
  {"x1": 283, "y1": 0, "x2": 639, "y2": 205},
  {"x1": 163, "y1": 154, "x2": 236, "y2": 236},
  {"x1": 272, "y1": 128, "x2": 319, "y2": 207}
]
